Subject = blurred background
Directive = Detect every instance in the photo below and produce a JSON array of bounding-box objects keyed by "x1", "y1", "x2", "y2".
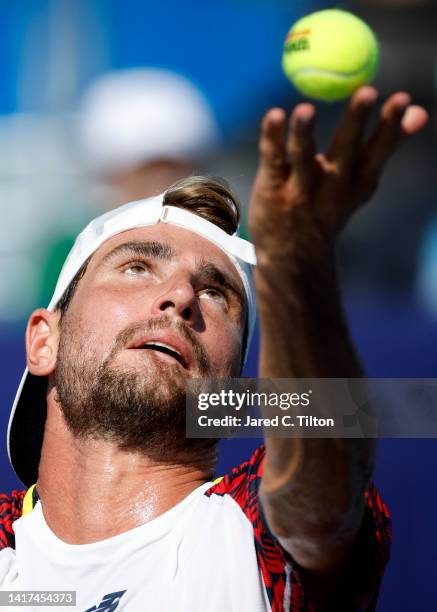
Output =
[{"x1": 0, "y1": 0, "x2": 436, "y2": 608}]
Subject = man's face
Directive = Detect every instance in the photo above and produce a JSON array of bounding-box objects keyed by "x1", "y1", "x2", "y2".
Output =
[{"x1": 53, "y1": 223, "x2": 246, "y2": 458}]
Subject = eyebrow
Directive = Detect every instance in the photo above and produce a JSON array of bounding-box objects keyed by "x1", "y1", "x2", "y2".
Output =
[
  {"x1": 97, "y1": 240, "x2": 246, "y2": 312},
  {"x1": 98, "y1": 241, "x2": 174, "y2": 267},
  {"x1": 196, "y1": 260, "x2": 246, "y2": 313}
]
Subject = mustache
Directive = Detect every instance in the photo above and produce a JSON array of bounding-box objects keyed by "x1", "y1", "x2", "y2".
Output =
[{"x1": 106, "y1": 315, "x2": 211, "y2": 374}]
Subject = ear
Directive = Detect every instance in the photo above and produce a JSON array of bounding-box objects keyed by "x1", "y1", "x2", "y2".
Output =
[{"x1": 26, "y1": 309, "x2": 60, "y2": 377}]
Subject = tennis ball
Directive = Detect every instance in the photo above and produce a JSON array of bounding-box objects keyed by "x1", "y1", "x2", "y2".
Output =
[{"x1": 282, "y1": 9, "x2": 379, "y2": 102}]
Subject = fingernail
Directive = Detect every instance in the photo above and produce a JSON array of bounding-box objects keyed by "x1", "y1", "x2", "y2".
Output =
[
  {"x1": 395, "y1": 94, "x2": 411, "y2": 113},
  {"x1": 297, "y1": 114, "x2": 313, "y2": 126}
]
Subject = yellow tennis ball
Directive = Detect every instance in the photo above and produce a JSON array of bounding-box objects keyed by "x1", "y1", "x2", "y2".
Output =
[{"x1": 282, "y1": 9, "x2": 379, "y2": 102}]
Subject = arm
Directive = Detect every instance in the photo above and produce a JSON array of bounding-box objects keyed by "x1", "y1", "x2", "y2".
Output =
[{"x1": 248, "y1": 86, "x2": 428, "y2": 604}]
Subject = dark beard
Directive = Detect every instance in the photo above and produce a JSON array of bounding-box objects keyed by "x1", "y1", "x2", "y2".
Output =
[{"x1": 54, "y1": 315, "x2": 217, "y2": 464}]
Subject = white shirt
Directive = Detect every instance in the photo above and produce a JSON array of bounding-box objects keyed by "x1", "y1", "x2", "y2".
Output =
[
  {"x1": 0, "y1": 480, "x2": 271, "y2": 612},
  {"x1": 0, "y1": 447, "x2": 390, "y2": 611}
]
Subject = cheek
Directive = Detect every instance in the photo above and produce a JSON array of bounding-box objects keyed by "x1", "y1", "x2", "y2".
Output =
[
  {"x1": 71, "y1": 291, "x2": 137, "y2": 357},
  {"x1": 203, "y1": 318, "x2": 242, "y2": 374}
]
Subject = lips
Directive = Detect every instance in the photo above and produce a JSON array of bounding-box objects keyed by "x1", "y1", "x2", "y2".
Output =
[{"x1": 128, "y1": 331, "x2": 193, "y2": 370}]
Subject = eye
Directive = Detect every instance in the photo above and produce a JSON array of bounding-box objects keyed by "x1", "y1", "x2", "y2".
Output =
[
  {"x1": 122, "y1": 261, "x2": 151, "y2": 276},
  {"x1": 199, "y1": 288, "x2": 227, "y2": 306}
]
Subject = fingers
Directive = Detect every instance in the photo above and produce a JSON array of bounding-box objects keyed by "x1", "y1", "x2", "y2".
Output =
[
  {"x1": 258, "y1": 108, "x2": 288, "y2": 187},
  {"x1": 361, "y1": 92, "x2": 428, "y2": 180},
  {"x1": 401, "y1": 105, "x2": 429, "y2": 135},
  {"x1": 327, "y1": 86, "x2": 378, "y2": 172},
  {"x1": 257, "y1": 104, "x2": 317, "y2": 194},
  {"x1": 286, "y1": 103, "x2": 317, "y2": 196},
  {"x1": 256, "y1": 90, "x2": 428, "y2": 211}
]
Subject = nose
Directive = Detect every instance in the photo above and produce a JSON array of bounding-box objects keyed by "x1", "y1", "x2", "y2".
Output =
[{"x1": 150, "y1": 273, "x2": 199, "y2": 326}]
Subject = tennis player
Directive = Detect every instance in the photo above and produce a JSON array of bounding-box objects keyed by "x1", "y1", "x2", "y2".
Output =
[{"x1": 0, "y1": 87, "x2": 427, "y2": 611}]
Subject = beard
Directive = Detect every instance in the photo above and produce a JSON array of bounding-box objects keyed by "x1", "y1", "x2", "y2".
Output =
[{"x1": 54, "y1": 314, "x2": 218, "y2": 463}]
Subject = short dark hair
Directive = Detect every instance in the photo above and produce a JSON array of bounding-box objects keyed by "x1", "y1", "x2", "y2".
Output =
[
  {"x1": 57, "y1": 257, "x2": 91, "y2": 318},
  {"x1": 56, "y1": 176, "x2": 241, "y2": 318}
]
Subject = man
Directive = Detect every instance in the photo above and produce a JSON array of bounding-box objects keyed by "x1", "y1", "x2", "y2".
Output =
[{"x1": 0, "y1": 86, "x2": 427, "y2": 611}]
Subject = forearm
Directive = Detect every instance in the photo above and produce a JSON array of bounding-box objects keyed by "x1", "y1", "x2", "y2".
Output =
[
  {"x1": 256, "y1": 249, "x2": 374, "y2": 571},
  {"x1": 260, "y1": 436, "x2": 374, "y2": 571},
  {"x1": 255, "y1": 246, "x2": 361, "y2": 378}
]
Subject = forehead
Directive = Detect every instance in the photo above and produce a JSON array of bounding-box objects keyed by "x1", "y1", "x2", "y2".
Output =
[{"x1": 90, "y1": 223, "x2": 244, "y2": 286}]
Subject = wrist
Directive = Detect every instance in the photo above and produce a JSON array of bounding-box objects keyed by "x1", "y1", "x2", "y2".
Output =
[
  {"x1": 254, "y1": 245, "x2": 340, "y2": 327},
  {"x1": 253, "y1": 223, "x2": 335, "y2": 268},
  {"x1": 255, "y1": 242, "x2": 336, "y2": 284}
]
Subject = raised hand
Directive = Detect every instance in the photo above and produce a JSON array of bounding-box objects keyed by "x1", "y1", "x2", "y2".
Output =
[{"x1": 249, "y1": 86, "x2": 428, "y2": 263}]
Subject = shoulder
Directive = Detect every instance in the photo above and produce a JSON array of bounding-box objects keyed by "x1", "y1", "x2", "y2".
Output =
[
  {"x1": 207, "y1": 447, "x2": 293, "y2": 609},
  {"x1": 206, "y1": 448, "x2": 391, "y2": 612},
  {"x1": 206, "y1": 445, "x2": 265, "y2": 507},
  {"x1": 0, "y1": 547, "x2": 18, "y2": 588},
  {"x1": 0, "y1": 490, "x2": 26, "y2": 550}
]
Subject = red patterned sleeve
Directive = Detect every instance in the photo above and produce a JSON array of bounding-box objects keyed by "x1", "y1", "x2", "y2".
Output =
[
  {"x1": 0, "y1": 490, "x2": 26, "y2": 550},
  {"x1": 206, "y1": 446, "x2": 391, "y2": 612},
  {"x1": 350, "y1": 483, "x2": 391, "y2": 611}
]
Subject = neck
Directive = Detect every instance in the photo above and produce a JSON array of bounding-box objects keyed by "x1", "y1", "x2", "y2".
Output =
[{"x1": 36, "y1": 400, "x2": 216, "y2": 544}]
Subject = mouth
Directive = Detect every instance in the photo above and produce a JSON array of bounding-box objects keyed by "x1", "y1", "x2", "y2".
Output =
[
  {"x1": 137, "y1": 342, "x2": 186, "y2": 367},
  {"x1": 129, "y1": 334, "x2": 192, "y2": 370}
]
